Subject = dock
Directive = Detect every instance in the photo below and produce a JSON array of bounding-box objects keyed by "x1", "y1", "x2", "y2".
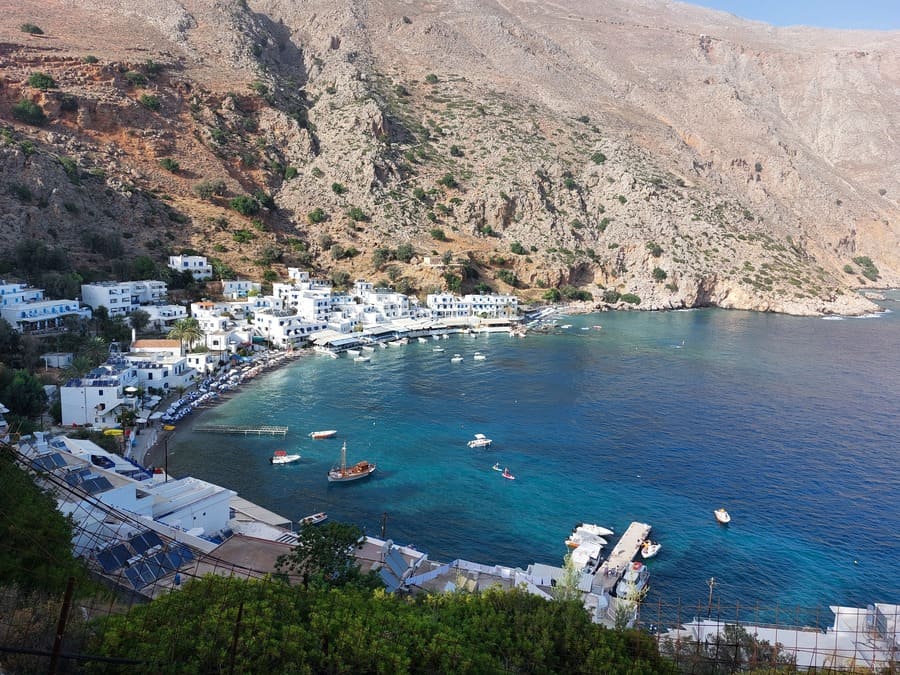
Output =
[
  {"x1": 193, "y1": 425, "x2": 288, "y2": 436},
  {"x1": 591, "y1": 521, "x2": 652, "y2": 594}
]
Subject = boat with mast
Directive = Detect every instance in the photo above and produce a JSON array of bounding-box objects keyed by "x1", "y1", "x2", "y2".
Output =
[{"x1": 327, "y1": 442, "x2": 376, "y2": 482}]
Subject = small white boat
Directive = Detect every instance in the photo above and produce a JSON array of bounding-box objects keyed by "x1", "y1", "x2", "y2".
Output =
[
  {"x1": 417, "y1": 337, "x2": 428, "y2": 343},
  {"x1": 309, "y1": 429, "x2": 337, "y2": 439},
  {"x1": 270, "y1": 449, "x2": 301, "y2": 465},
  {"x1": 346, "y1": 349, "x2": 361, "y2": 356},
  {"x1": 354, "y1": 355, "x2": 371, "y2": 362},
  {"x1": 473, "y1": 352, "x2": 486, "y2": 360},
  {"x1": 467, "y1": 433, "x2": 492, "y2": 448},
  {"x1": 573, "y1": 523, "x2": 615, "y2": 538},
  {"x1": 714, "y1": 508, "x2": 731, "y2": 524},
  {"x1": 433, "y1": 346, "x2": 445, "y2": 353},
  {"x1": 361, "y1": 345, "x2": 375, "y2": 352},
  {"x1": 450, "y1": 354, "x2": 463, "y2": 363},
  {"x1": 299, "y1": 512, "x2": 327, "y2": 526},
  {"x1": 378, "y1": 342, "x2": 387, "y2": 349},
  {"x1": 641, "y1": 541, "x2": 662, "y2": 559}
]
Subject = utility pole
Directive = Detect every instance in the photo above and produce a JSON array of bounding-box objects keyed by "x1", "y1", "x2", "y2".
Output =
[{"x1": 706, "y1": 577, "x2": 717, "y2": 617}]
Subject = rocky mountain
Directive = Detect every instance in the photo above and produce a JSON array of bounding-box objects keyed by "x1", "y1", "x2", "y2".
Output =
[{"x1": 1, "y1": 0, "x2": 898, "y2": 315}]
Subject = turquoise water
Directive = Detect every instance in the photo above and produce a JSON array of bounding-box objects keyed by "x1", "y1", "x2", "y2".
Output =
[{"x1": 168, "y1": 297, "x2": 900, "y2": 621}]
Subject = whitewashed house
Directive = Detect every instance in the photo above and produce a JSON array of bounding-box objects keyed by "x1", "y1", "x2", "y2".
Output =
[
  {"x1": 252, "y1": 309, "x2": 327, "y2": 349},
  {"x1": 81, "y1": 280, "x2": 168, "y2": 318},
  {"x1": 168, "y1": 255, "x2": 213, "y2": 281},
  {"x1": 426, "y1": 292, "x2": 519, "y2": 319},
  {"x1": 426, "y1": 293, "x2": 471, "y2": 319},
  {"x1": 60, "y1": 361, "x2": 141, "y2": 428},
  {"x1": 221, "y1": 279, "x2": 261, "y2": 299},
  {"x1": 0, "y1": 280, "x2": 91, "y2": 334}
]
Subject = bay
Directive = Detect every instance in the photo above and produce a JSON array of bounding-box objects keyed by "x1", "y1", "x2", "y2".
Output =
[{"x1": 167, "y1": 296, "x2": 900, "y2": 623}]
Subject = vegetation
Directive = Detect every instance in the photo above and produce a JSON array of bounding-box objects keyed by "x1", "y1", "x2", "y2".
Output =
[
  {"x1": 510, "y1": 242, "x2": 527, "y2": 255},
  {"x1": 591, "y1": 151, "x2": 607, "y2": 164},
  {"x1": 307, "y1": 208, "x2": 327, "y2": 224},
  {"x1": 20, "y1": 23, "x2": 44, "y2": 35},
  {"x1": 429, "y1": 228, "x2": 447, "y2": 241},
  {"x1": 603, "y1": 289, "x2": 622, "y2": 304},
  {"x1": 124, "y1": 71, "x2": 147, "y2": 87},
  {"x1": 621, "y1": 293, "x2": 642, "y2": 305},
  {"x1": 159, "y1": 157, "x2": 180, "y2": 173},
  {"x1": 347, "y1": 206, "x2": 367, "y2": 222},
  {"x1": 647, "y1": 242, "x2": 663, "y2": 258},
  {"x1": 230, "y1": 195, "x2": 260, "y2": 216},
  {"x1": 852, "y1": 256, "x2": 880, "y2": 282},
  {"x1": 331, "y1": 182, "x2": 347, "y2": 195},
  {"x1": 652, "y1": 267, "x2": 668, "y2": 281},
  {"x1": 138, "y1": 94, "x2": 160, "y2": 111},
  {"x1": 27, "y1": 72, "x2": 56, "y2": 90},
  {"x1": 194, "y1": 179, "x2": 226, "y2": 201},
  {"x1": 167, "y1": 317, "x2": 204, "y2": 353},
  {"x1": 12, "y1": 99, "x2": 47, "y2": 126},
  {"x1": 424, "y1": 73, "x2": 439, "y2": 84},
  {"x1": 438, "y1": 173, "x2": 458, "y2": 189}
]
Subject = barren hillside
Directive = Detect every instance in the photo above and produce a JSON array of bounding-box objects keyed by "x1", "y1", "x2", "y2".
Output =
[{"x1": 1, "y1": 0, "x2": 898, "y2": 314}]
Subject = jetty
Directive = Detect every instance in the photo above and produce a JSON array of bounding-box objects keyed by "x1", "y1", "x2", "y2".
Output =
[
  {"x1": 193, "y1": 424, "x2": 288, "y2": 436},
  {"x1": 591, "y1": 521, "x2": 652, "y2": 594}
]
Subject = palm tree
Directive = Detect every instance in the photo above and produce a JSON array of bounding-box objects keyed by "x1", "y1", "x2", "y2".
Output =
[
  {"x1": 60, "y1": 355, "x2": 93, "y2": 382},
  {"x1": 168, "y1": 317, "x2": 204, "y2": 355}
]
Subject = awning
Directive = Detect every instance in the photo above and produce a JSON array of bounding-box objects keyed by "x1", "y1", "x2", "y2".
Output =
[{"x1": 135, "y1": 418, "x2": 148, "y2": 424}]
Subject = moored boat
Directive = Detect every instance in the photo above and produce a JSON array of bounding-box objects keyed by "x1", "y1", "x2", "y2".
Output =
[
  {"x1": 473, "y1": 352, "x2": 486, "y2": 360},
  {"x1": 615, "y1": 561, "x2": 650, "y2": 599},
  {"x1": 467, "y1": 433, "x2": 492, "y2": 448},
  {"x1": 450, "y1": 354, "x2": 463, "y2": 363},
  {"x1": 270, "y1": 449, "x2": 301, "y2": 465},
  {"x1": 353, "y1": 355, "x2": 371, "y2": 362},
  {"x1": 641, "y1": 540, "x2": 662, "y2": 559},
  {"x1": 309, "y1": 429, "x2": 337, "y2": 439},
  {"x1": 714, "y1": 508, "x2": 731, "y2": 524},
  {"x1": 327, "y1": 442, "x2": 376, "y2": 482},
  {"x1": 299, "y1": 512, "x2": 328, "y2": 526},
  {"x1": 501, "y1": 467, "x2": 515, "y2": 480}
]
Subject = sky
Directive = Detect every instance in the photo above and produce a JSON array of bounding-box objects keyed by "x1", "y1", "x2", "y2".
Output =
[{"x1": 686, "y1": 0, "x2": 900, "y2": 30}]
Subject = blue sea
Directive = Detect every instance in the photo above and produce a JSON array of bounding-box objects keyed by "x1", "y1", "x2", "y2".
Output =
[{"x1": 167, "y1": 295, "x2": 900, "y2": 624}]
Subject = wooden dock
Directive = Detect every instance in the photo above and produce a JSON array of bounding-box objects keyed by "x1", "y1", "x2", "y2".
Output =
[
  {"x1": 591, "y1": 521, "x2": 652, "y2": 594},
  {"x1": 193, "y1": 424, "x2": 288, "y2": 436}
]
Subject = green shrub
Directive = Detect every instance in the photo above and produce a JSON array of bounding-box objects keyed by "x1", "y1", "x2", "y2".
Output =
[
  {"x1": 591, "y1": 151, "x2": 607, "y2": 164},
  {"x1": 124, "y1": 71, "x2": 147, "y2": 87},
  {"x1": 576, "y1": 115, "x2": 590, "y2": 123},
  {"x1": 438, "y1": 173, "x2": 458, "y2": 189},
  {"x1": 617, "y1": 195, "x2": 627, "y2": 204},
  {"x1": 646, "y1": 242, "x2": 663, "y2": 257},
  {"x1": 12, "y1": 99, "x2": 47, "y2": 126},
  {"x1": 27, "y1": 72, "x2": 56, "y2": 90},
  {"x1": 139, "y1": 94, "x2": 160, "y2": 111},
  {"x1": 311, "y1": 167, "x2": 324, "y2": 178},
  {"x1": 159, "y1": 158, "x2": 180, "y2": 173},
  {"x1": 652, "y1": 267, "x2": 668, "y2": 281},
  {"x1": 602, "y1": 289, "x2": 621, "y2": 304},
  {"x1": 842, "y1": 264, "x2": 855, "y2": 274},
  {"x1": 413, "y1": 187, "x2": 427, "y2": 201},
  {"x1": 425, "y1": 73, "x2": 439, "y2": 84},
  {"x1": 621, "y1": 293, "x2": 641, "y2": 305},
  {"x1": 563, "y1": 176, "x2": 576, "y2": 190},
  {"x1": 230, "y1": 195, "x2": 260, "y2": 216},
  {"x1": 510, "y1": 242, "x2": 526, "y2": 255},
  {"x1": 852, "y1": 256, "x2": 879, "y2": 281},
  {"x1": 195, "y1": 179, "x2": 226, "y2": 200},
  {"x1": 429, "y1": 228, "x2": 447, "y2": 241},
  {"x1": 284, "y1": 166, "x2": 298, "y2": 180},
  {"x1": 543, "y1": 288, "x2": 561, "y2": 302},
  {"x1": 232, "y1": 230, "x2": 255, "y2": 243},
  {"x1": 347, "y1": 207, "x2": 367, "y2": 222},
  {"x1": 58, "y1": 156, "x2": 79, "y2": 182},
  {"x1": 496, "y1": 269, "x2": 518, "y2": 287},
  {"x1": 82, "y1": 55, "x2": 98, "y2": 64},
  {"x1": 449, "y1": 144, "x2": 463, "y2": 157},
  {"x1": 331, "y1": 182, "x2": 347, "y2": 195},
  {"x1": 20, "y1": 23, "x2": 44, "y2": 35},
  {"x1": 307, "y1": 208, "x2": 327, "y2": 224}
]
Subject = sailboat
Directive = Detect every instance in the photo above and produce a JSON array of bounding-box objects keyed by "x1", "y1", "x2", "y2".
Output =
[{"x1": 327, "y1": 442, "x2": 376, "y2": 482}]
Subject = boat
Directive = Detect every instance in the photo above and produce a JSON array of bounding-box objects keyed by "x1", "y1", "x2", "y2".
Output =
[
  {"x1": 433, "y1": 346, "x2": 445, "y2": 353},
  {"x1": 641, "y1": 541, "x2": 662, "y2": 559},
  {"x1": 473, "y1": 352, "x2": 486, "y2": 360},
  {"x1": 501, "y1": 467, "x2": 515, "y2": 480},
  {"x1": 714, "y1": 508, "x2": 731, "y2": 524},
  {"x1": 467, "y1": 433, "x2": 492, "y2": 448},
  {"x1": 615, "y1": 561, "x2": 650, "y2": 599},
  {"x1": 353, "y1": 355, "x2": 371, "y2": 362},
  {"x1": 417, "y1": 337, "x2": 428, "y2": 343},
  {"x1": 309, "y1": 429, "x2": 337, "y2": 439},
  {"x1": 327, "y1": 442, "x2": 376, "y2": 482},
  {"x1": 492, "y1": 462, "x2": 503, "y2": 472},
  {"x1": 361, "y1": 345, "x2": 375, "y2": 352},
  {"x1": 450, "y1": 354, "x2": 463, "y2": 363},
  {"x1": 270, "y1": 449, "x2": 301, "y2": 465},
  {"x1": 299, "y1": 512, "x2": 327, "y2": 526},
  {"x1": 565, "y1": 524, "x2": 610, "y2": 549},
  {"x1": 346, "y1": 348, "x2": 361, "y2": 356},
  {"x1": 569, "y1": 522, "x2": 615, "y2": 539}
]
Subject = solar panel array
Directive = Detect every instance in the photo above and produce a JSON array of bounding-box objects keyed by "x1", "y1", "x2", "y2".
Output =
[
  {"x1": 95, "y1": 529, "x2": 195, "y2": 590},
  {"x1": 30, "y1": 452, "x2": 68, "y2": 472}
]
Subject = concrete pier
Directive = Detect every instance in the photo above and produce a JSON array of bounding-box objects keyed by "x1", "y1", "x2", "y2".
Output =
[{"x1": 591, "y1": 521, "x2": 652, "y2": 594}]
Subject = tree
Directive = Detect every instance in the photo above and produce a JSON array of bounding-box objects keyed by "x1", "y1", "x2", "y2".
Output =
[
  {"x1": 128, "y1": 309, "x2": 151, "y2": 334},
  {"x1": 1, "y1": 369, "x2": 47, "y2": 419},
  {"x1": 12, "y1": 99, "x2": 47, "y2": 126},
  {"x1": 60, "y1": 355, "x2": 93, "y2": 382},
  {"x1": 27, "y1": 72, "x2": 56, "y2": 90},
  {"x1": 0, "y1": 319, "x2": 23, "y2": 368},
  {"x1": 276, "y1": 521, "x2": 366, "y2": 588},
  {"x1": 230, "y1": 195, "x2": 260, "y2": 216},
  {"x1": 168, "y1": 317, "x2": 204, "y2": 354}
]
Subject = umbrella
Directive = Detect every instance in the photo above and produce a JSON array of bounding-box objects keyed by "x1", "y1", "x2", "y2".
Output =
[{"x1": 149, "y1": 412, "x2": 165, "y2": 420}]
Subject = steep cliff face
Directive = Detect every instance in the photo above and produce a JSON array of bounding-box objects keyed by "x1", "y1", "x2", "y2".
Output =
[{"x1": 1, "y1": 0, "x2": 897, "y2": 315}]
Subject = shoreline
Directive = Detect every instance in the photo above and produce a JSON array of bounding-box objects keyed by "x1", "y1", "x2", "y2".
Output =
[{"x1": 138, "y1": 349, "x2": 311, "y2": 470}]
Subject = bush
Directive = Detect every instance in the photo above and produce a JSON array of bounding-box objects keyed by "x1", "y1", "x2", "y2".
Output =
[
  {"x1": 563, "y1": 176, "x2": 577, "y2": 190},
  {"x1": 429, "y1": 228, "x2": 447, "y2": 241},
  {"x1": 20, "y1": 23, "x2": 44, "y2": 35},
  {"x1": 82, "y1": 55, "x2": 98, "y2": 64},
  {"x1": 254, "y1": 190, "x2": 275, "y2": 209},
  {"x1": 852, "y1": 256, "x2": 880, "y2": 281},
  {"x1": 195, "y1": 179, "x2": 226, "y2": 200},
  {"x1": 307, "y1": 208, "x2": 327, "y2": 224},
  {"x1": 230, "y1": 195, "x2": 260, "y2": 216},
  {"x1": 621, "y1": 293, "x2": 641, "y2": 305},
  {"x1": 139, "y1": 94, "x2": 160, "y2": 111},
  {"x1": 543, "y1": 288, "x2": 561, "y2": 302},
  {"x1": 617, "y1": 195, "x2": 627, "y2": 204},
  {"x1": 27, "y1": 72, "x2": 56, "y2": 90},
  {"x1": 284, "y1": 166, "x2": 298, "y2": 180},
  {"x1": 842, "y1": 264, "x2": 855, "y2": 274},
  {"x1": 652, "y1": 267, "x2": 668, "y2": 281},
  {"x1": 124, "y1": 71, "x2": 147, "y2": 87},
  {"x1": 591, "y1": 151, "x2": 607, "y2": 164},
  {"x1": 347, "y1": 207, "x2": 367, "y2": 222},
  {"x1": 496, "y1": 269, "x2": 518, "y2": 287},
  {"x1": 12, "y1": 99, "x2": 47, "y2": 126},
  {"x1": 646, "y1": 242, "x2": 663, "y2": 257},
  {"x1": 425, "y1": 73, "x2": 439, "y2": 84},
  {"x1": 232, "y1": 229, "x2": 255, "y2": 243},
  {"x1": 58, "y1": 156, "x2": 79, "y2": 182},
  {"x1": 449, "y1": 144, "x2": 463, "y2": 157},
  {"x1": 331, "y1": 182, "x2": 347, "y2": 195},
  {"x1": 510, "y1": 242, "x2": 526, "y2": 255},
  {"x1": 602, "y1": 289, "x2": 621, "y2": 304},
  {"x1": 438, "y1": 173, "x2": 458, "y2": 189},
  {"x1": 159, "y1": 158, "x2": 180, "y2": 173}
]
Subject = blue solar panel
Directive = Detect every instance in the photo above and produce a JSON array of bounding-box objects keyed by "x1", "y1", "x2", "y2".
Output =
[
  {"x1": 81, "y1": 476, "x2": 113, "y2": 495},
  {"x1": 143, "y1": 559, "x2": 165, "y2": 582},
  {"x1": 378, "y1": 567, "x2": 401, "y2": 593},
  {"x1": 143, "y1": 531, "x2": 163, "y2": 549},
  {"x1": 164, "y1": 552, "x2": 182, "y2": 570},
  {"x1": 129, "y1": 532, "x2": 153, "y2": 555},
  {"x1": 124, "y1": 566, "x2": 145, "y2": 589},
  {"x1": 97, "y1": 549, "x2": 121, "y2": 573},
  {"x1": 109, "y1": 544, "x2": 131, "y2": 567},
  {"x1": 155, "y1": 552, "x2": 176, "y2": 572},
  {"x1": 385, "y1": 549, "x2": 408, "y2": 579},
  {"x1": 171, "y1": 545, "x2": 194, "y2": 565},
  {"x1": 132, "y1": 562, "x2": 155, "y2": 586}
]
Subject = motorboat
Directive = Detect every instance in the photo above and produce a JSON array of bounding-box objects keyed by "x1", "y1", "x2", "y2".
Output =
[
  {"x1": 270, "y1": 449, "x2": 301, "y2": 465},
  {"x1": 299, "y1": 512, "x2": 327, "y2": 526},
  {"x1": 572, "y1": 523, "x2": 615, "y2": 538},
  {"x1": 417, "y1": 337, "x2": 428, "y2": 343},
  {"x1": 353, "y1": 355, "x2": 371, "y2": 362},
  {"x1": 346, "y1": 349, "x2": 361, "y2": 357},
  {"x1": 565, "y1": 530, "x2": 608, "y2": 549},
  {"x1": 309, "y1": 429, "x2": 337, "y2": 439},
  {"x1": 714, "y1": 508, "x2": 731, "y2": 524},
  {"x1": 327, "y1": 442, "x2": 376, "y2": 482},
  {"x1": 433, "y1": 346, "x2": 445, "y2": 353},
  {"x1": 570, "y1": 541, "x2": 603, "y2": 571},
  {"x1": 450, "y1": 354, "x2": 463, "y2": 363},
  {"x1": 361, "y1": 345, "x2": 376, "y2": 352},
  {"x1": 615, "y1": 561, "x2": 650, "y2": 599},
  {"x1": 467, "y1": 433, "x2": 492, "y2": 448},
  {"x1": 501, "y1": 467, "x2": 515, "y2": 480},
  {"x1": 473, "y1": 352, "x2": 486, "y2": 360},
  {"x1": 641, "y1": 541, "x2": 662, "y2": 559}
]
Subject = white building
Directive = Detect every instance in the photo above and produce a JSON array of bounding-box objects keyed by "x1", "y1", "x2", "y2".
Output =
[
  {"x1": 59, "y1": 361, "x2": 141, "y2": 428},
  {"x1": 81, "y1": 280, "x2": 168, "y2": 318},
  {"x1": 142, "y1": 304, "x2": 188, "y2": 331},
  {"x1": 426, "y1": 292, "x2": 519, "y2": 319},
  {"x1": 252, "y1": 309, "x2": 328, "y2": 349},
  {"x1": 168, "y1": 255, "x2": 213, "y2": 281},
  {"x1": 221, "y1": 279, "x2": 261, "y2": 299},
  {"x1": 426, "y1": 293, "x2": 471, "y2": 319},
  {"x1": 0, "y1": 280, "x2": 91, "y2": 334}
]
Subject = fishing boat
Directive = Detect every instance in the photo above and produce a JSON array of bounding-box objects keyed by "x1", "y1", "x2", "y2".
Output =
[
  {"x1": 501, "y1": 467, "x2": 515, "y2": 480},
  {"x1": 299, "y1": 512, "x2": 328, "y2": 526},
  {"x1": 309, "y1": 429, "x2": 337, "y2": 439},
  {"x1": 327, "y1": 442, "x2": 376, "y2": 482},
  {"x1": 641, "y1": 540, "x2": 662, "y2": 559},
  {"x1": 467, "y1": 433, "x2": 492, "y2": 448},
  {"x1": 714, "y1": 508, "x2": 731, "y2": 524},
  {"x1": 615, "y1": 561, "x2": 650, "y2": 599},
  {"x1": 270, "y1": 449, "x2": 301, "y2": 465}
]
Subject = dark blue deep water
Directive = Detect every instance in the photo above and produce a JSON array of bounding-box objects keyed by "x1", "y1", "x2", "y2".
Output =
[{"x1": 168, "y1": 298, "x2": 900, "y2": 622}]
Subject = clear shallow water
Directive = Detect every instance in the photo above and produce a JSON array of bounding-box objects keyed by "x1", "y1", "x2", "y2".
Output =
[{"x1": 168, "y1": 298, "x2": 900, "y2": 622}]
